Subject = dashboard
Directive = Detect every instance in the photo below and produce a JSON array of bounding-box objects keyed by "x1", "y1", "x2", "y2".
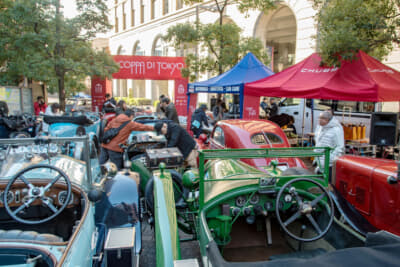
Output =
[{"x1": 0, "y1": 186, "x2": 78, "y2": 208}]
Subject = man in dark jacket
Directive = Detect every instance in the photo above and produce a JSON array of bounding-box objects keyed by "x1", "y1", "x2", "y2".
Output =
[
  {"x1": 268, "y1": 98, "x2": 278, "y2": 118},
  {"x1": 102, "y1": 93, "x2": 117, "y2": 113},
  {"x1": 100, "y1": 109, "x2": 154, "y2": 169},
  {"x1": 154, "y1": 121, "x2": 197, "y2": 168},
  {"x1": 160, "y1": 97, "x2": 179, "y2": 124},
  {"x1": 191, "y1": 104, "x2": 209, "y2": 138}
]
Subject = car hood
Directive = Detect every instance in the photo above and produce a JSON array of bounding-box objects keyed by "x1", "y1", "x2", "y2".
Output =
[{"x1": 204, "y1": 159, "x2": 272, "y2": 203}]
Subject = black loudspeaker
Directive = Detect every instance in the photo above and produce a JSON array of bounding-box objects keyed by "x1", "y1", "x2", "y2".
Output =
[{"x1": 370, "y1": 112, "x2": 399, "y2": 146}]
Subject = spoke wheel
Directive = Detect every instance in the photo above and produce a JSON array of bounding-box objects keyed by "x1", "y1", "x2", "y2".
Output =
[
  {"x1": 275, "y1": 178, "x2": 334, "y2": 242},
  {"x1": 4, "y1": 164, "x2": 72, "y2": 225}
]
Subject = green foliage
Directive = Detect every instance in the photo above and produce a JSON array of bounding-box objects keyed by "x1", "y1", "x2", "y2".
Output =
[
  {"x1": 165, "y1": 0, "x2": 274, "y2": 81},
  {"x1": 313, "y1": 0, "x2": 399, "y2": 66},
  {"x1": 115, "y1": 97, "x2": 152, "y2": 106},
  {"x1": 0, "y1": 0, "x2": 119, "y2": 109}
]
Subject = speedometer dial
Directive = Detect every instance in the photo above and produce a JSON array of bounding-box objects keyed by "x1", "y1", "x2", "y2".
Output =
[
  {"x1": 0, "y1": 191, "x2": 14, "y2": 204},
  {"x1": 58, "y1": 191, "x2": 72, "y2": 205},
  {"x1": 249, "y1": 194, "x2": 260, "y2": 205},
  {"x1": 235, "y1": 196, "x2": 247, "y2": 207}
]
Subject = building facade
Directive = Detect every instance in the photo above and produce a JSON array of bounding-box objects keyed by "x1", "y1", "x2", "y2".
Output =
[{"x1": 107, "y1": 0, "x2": 400, "y2": 108}]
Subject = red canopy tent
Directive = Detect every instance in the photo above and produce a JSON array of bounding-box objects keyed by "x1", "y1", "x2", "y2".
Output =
[{"x1": 242, "y1": 51, "x2": 400, "y2": 119}]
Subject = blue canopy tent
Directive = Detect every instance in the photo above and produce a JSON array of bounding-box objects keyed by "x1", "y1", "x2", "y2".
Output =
[{"x1": 187, "y1": 52, "x2": 274, "y2": 119}]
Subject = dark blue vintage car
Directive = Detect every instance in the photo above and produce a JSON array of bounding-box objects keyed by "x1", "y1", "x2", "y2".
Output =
[{"x1": 0, "y1": 136, "x2": 142, "y2": 266}]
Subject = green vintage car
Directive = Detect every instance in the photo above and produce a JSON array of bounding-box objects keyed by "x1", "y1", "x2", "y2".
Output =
[{"x1": 150, "y1": 147, "x2": 400, "y2": 267}]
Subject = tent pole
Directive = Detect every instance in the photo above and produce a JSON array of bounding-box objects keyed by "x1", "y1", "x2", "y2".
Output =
[{"x1": 301, "y1": 99, "x2": 306, "y2": 147}]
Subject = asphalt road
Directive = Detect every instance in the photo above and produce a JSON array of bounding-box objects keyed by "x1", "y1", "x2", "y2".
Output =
[{"x1": 140, "y1": 220, "x2": 203, "y2": 267}]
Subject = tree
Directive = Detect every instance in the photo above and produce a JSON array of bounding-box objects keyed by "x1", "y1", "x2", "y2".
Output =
[
  {"x1": 164, "y1": 0, "x2": 276, "y2": 81},
  {"x1": 0, "y1": 0, "x2": 119, "y2": 110},
  {"x1": 313, "y1": 0, "x2": 400, "y2": 66}
]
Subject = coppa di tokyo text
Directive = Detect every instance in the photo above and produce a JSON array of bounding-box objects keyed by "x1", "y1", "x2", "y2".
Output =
[{"x1": 119, "y1": 60, "x2": 184, "y2": 75}]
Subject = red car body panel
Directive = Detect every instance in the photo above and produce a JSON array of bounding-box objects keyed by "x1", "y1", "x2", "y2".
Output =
[
  {"x1": 335, "y1": 155, "x2": 400, "y2": 235},
  {"x1": 205, "y1": 119, "x2": 306, "y2": 169}
]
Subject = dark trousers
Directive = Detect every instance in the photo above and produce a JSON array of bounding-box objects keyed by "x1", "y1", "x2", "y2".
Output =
[
  {"x1": 99, "y1": 147, "x2": 123, "y2": 170},
  {"x1": 192, "y1": 127, "x2": 202, "y2": 138}
]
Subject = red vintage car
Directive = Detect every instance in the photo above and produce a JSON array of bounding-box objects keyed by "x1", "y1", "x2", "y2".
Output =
[
  {"x1": 202, "y1": 119, "x2": 306, "y2": 170},
  {"x1": 334, "y1": 155, "x2": 400, "y2": 236}
]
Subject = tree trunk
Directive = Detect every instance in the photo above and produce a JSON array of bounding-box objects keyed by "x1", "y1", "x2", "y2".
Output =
[{"x1": 58, "y1": 75, "x2": 65, "y2": 111}]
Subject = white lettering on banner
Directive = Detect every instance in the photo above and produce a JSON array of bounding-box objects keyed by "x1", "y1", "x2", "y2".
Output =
[
  {"x1": 119, "y1": 61, "x2": 146, "y2": 74},
  {"x1": 178, "y1": 84, "x2": 185, "y2": 94},
  {"x1": 301, "y1": 67, "x2": 338, "y2": 73},
  {"x1": 368, "y1": 68, "x2": 394, "y2": 74},
  {"x1": 118, "y1": 60, "x2": 184, "y2": 75},
  {"x1": 245, "y1": 107, "x2": 256, "y2": 117},
  {"x1": 157, "y1": 62, "x2": 184, "y2": 75},
  {"x1": 95, "y1": 84, "x2": 102, "y2": 94}
]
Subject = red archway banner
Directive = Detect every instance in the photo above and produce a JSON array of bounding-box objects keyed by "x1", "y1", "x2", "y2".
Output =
[{"x1": 112, "y1": 55, "x2": 186, "y2": 80}]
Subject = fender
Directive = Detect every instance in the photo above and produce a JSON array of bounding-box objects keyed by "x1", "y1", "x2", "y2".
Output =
[
  {"x1": 95, "y1": 173, "x2": 141, "y2": 254},
  {"x1": 329, "y1": 186, "x2": 378, "y2": 236}
]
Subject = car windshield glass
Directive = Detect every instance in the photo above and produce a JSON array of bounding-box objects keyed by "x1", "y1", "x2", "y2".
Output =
[
  {"x1": 251, "y1": 133, "x2": 283, "y2": 145},
  {"x1": 0, "y1": 137, "x2": 92, "y2": 179}
]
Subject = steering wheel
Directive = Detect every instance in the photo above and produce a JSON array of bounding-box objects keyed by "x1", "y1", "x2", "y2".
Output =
[
  {"x1": 4, "y1": 164, "x2": 72, "y2": 225},
  {"x1": 275, "y1": 178, "x2": 334, "y2": 242}
]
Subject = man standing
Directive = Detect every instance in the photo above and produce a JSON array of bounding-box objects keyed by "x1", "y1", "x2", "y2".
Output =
[
  {"x1": 100, "y1": 109, "x2": 154, "y2": 169},
  {"x1": 34, "y1": 96, "x2": 47, "y2": 115},
  {"x1": 314, "y1": 111, "x2": 344, "y2": 181},
  {"x1": 260, "y1": 97, "x2": 268, "y2": 113},
  {"x1": 156, "y1": 94, "x2": 166, "y2": 119},
  {"x1": 102, "y1": 93, "x2": 117, "y2": 113},
  {"x1": 191, "y1": 104, "x2": 209, "y2": 138},
  {"x1": 267, "y1": 98, "x2": 278, "y2": 118},
  {"x1": 160, "y1": 97, "x2": 179, "y2": 124},
  {"x1": 42, "y1": 103, "x2": 62, "y2": 132},
  {"x1": 154, "y1": 121, "x2": 197, "y2": 168}
]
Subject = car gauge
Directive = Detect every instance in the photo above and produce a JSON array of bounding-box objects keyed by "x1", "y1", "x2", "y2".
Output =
[
  {"x1": 0, "y1": 191, "x2": 14, "y2": 204},
  {"x1": 249, "y1": 194, "x2": 260, "y2": 205},
  {"x1": 284, "y1": 194, "x2": 293, "y2": 203},
  {"x1": 235, "y1": 195, "x2": 247, "y2": 207},
  {"x1": 58, "y1": 191, "x2": 73, "y2": 205}
]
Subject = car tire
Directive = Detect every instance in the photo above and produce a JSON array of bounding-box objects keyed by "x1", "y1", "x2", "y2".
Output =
[{"x1": 145, "y1": 169, "x2": 184, "y2": 214}]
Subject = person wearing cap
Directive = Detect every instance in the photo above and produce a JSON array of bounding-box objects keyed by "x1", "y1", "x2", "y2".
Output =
[
  {"x1": 154, "y1": 121, "x2": 197, "y2": 168},
  {"x1": 314, "y1": 110, "x2": 344, "y2": 181},
  {"x1": 190, "y1": 104, "x2": 209, "y2": 138},
  {"x1": 99, "y1": 109, "x2": 154, "y2": 170}
]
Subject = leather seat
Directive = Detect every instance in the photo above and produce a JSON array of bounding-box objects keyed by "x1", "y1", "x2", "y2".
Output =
[{"x1": 0, "y1": 230, "x2": 63, "y2": 242}]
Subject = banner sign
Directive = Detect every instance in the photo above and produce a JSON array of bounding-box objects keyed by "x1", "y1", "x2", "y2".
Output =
[
  {"x1": 91, "y1": 77, "x2": 112, "y2": 112},
  {"x1": 188, "y1": 84, "x2": 241, "y2": 94},
  {"x1": 242, "y1": 95, "x2": 259, "y2": 120},
  {"x1": 187, "y1": 94, "x2": 198, "y2": 135},
  {"x1": 112, "y1": 55, "x2": 185, "y2": 80},
  {"x1": 174, "y1": 79, "x2": 188, "y2": 117}
]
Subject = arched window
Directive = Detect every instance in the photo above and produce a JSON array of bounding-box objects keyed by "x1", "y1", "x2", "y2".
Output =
[
  {"x1": 132, "y1": 41, "x2": 144, "y2": 55},
  {"x1": 152, "y1": 36, "x2": 167, "y2": 56},
  {"x1": 255, "y1": 5, "x2": 297, "y2": 72}
]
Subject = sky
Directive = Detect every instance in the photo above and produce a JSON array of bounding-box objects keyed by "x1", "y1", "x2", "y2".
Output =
[{"x1": 61, "y1": 0, "x2": 78, "y2": 18}]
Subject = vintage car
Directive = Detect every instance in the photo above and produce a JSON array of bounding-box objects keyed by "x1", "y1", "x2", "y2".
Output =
[
  {"x1": 0, "y1": 136, "x2": 142, "y2": 266},
  {"x1": 65, "y1": 97, "x2": 92, "y2": 113},
  {"x1": 151, "y1": 147, "x2": 400, "y2": 266},
  {"x1": 334, "y1": 155, "x2": 400, "y2": 236},
  {"x1": 43, "y1": 112, "x2": 101, "y2": 158},
  {"x1": 0, "y1": 113, "x2": 37, "y2": 138},
  {"x1": 205, "y1": 119, "x2": 306, "y2": 171}
]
